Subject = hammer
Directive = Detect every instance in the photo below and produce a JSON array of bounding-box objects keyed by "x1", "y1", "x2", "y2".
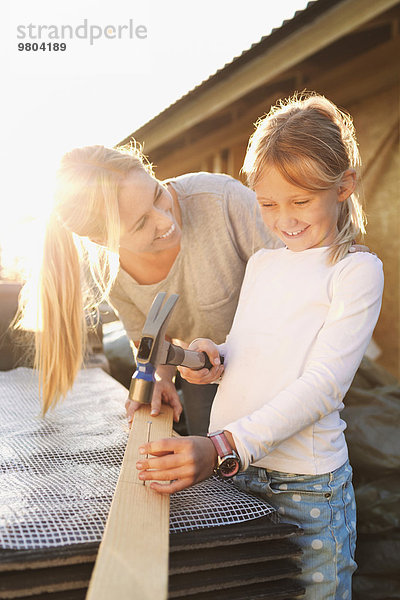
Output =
[{"x1": 129, "y1": 292, "x2": 222, "y2": 405}]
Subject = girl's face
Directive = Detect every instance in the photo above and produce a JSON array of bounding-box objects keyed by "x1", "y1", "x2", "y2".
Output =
[
  {"x1": 255, "y1": 165, "x2": 353, "y2": 252},
  {"x1": 118, "y1": 169, "x2": 181, "y2": 254}
]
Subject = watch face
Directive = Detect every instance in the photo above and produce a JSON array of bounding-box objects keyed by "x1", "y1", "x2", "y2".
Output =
[{"x1": 219, "y1": 456, "x2": 240, "y2": 477}]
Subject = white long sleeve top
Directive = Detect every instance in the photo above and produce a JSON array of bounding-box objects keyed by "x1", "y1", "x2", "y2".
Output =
[{"x1": 209, "y1": 246, "x2": 384, "y2": 475}]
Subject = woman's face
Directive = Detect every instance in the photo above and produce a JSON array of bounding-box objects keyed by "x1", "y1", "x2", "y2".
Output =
[{"x1": 118, "y1": 169, "x2": 181, "y2": 255}]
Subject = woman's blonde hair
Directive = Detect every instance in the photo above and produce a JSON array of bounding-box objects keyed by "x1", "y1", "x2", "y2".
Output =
[
  {"x1": 242, "y1": 92, "x2": 366, "y2": 264},
  {"x1": 16, "y1": 144, "x2": 152, "y2": 413}
]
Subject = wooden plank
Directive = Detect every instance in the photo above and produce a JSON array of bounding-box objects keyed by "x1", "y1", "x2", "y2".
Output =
[
  {"x1": 86, "y1": 405, "x2": 173, "y2": 600},
  {"x1": 127, "y1": 0, "x2": 399, "y2": 152}
]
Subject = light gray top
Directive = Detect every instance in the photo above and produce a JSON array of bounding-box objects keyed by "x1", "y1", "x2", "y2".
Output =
[{"x1": 109, "y1": 172, "x2": 281, "y2": 345}]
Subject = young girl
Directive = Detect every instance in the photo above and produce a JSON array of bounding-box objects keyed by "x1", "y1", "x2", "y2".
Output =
[{"x1": 135, "y1": 94, "x2": 384, "y2": 599}]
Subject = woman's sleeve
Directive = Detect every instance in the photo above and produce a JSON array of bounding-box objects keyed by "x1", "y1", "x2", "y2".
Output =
[
  {"x1": 223, "y1": 179, "x2": 283, "y2": 260},
  {"x1": 225, "y1": 255, "x2": 384, "y2": 469},
  {"x1": 108, "y1": 282, "x2": 146, "y2": 344}
]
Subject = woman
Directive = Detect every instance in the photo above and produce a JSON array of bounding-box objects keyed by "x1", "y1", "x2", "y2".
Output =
[{"x1": 17, "y1": 144, "x2": 280, "y2": 432}]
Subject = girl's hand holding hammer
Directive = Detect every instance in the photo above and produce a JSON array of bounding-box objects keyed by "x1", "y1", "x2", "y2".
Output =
[{"x1": 178, "y1": 338, "x2": 224, "y2": 385}]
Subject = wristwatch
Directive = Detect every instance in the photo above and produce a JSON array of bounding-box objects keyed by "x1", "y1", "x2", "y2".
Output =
[{"x1": 207, "y1": 430, "x2": 241, "y2": 478}]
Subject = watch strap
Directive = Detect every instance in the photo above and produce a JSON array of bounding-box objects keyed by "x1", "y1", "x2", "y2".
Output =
[
  {"x1": 208, "y1": 430, "x2": 233, "y2": 457},
  {"x1": 207, "y1": 430, "x2": 241, "y2": 478}
]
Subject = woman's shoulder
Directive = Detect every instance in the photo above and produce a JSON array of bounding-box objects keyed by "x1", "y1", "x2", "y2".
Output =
[
  {"x1": 165, "y1": 172, "x2": 235, "y2": 197},
  {"x1": 166, "y1": 172, "x2": 253, "y2": 203}
]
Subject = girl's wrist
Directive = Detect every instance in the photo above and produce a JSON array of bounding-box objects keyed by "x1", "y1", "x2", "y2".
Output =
[
  {"x1": 206, "y1": 437, "x2": 218, "y2": 471},
  {"x1": 222, "y1": 429, "x2": 238, "y2": 454}
]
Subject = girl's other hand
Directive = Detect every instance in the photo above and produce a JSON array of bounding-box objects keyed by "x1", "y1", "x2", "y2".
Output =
[
  {"x1": 178, "y1": 338, "x2": 224, "y2": 385},
  {"x1": 126, "y1": 364, "x2": 182, "y2": 426},
  {"x1": 136, "y1": 435, "x2": 217, "y2": 494}
]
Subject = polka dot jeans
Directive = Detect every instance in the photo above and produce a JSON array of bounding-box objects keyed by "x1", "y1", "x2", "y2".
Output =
[{"x1": 234, "y1": 460, "x2": 357, "y2": 599}]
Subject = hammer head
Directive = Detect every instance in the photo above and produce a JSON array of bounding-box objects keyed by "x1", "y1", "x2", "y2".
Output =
[{"x1": 128, "y1": 292, "x2": 179, "y2": 404}]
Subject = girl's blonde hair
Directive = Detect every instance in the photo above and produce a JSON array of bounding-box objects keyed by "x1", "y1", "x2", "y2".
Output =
[
  {"x1": 242, "y1": 93, "x2": 366, "y2": 264},
  {"x1": 16, "y1": 144, "x2": 152, "y2": 413}
]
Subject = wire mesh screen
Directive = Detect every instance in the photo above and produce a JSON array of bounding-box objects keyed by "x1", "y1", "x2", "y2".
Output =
[
  {"x1": 0, "y1": 368, "x2": 275, "y2": 550},
  {"x1": 169, "y1": 476, "x2": 276, "y2": 533}
]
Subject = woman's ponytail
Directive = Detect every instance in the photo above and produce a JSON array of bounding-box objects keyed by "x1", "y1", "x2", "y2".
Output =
[
  {"x1": 35, "y1": 214, "x2": 85, "y2": 413},
  {"x1": 15, "y1": 144, "x2": 151, "y2": 413}
]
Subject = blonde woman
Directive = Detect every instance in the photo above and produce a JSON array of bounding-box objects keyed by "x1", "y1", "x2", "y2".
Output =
[{"x1": 16, "y1": 144, "x2": 281, "y2": 432}]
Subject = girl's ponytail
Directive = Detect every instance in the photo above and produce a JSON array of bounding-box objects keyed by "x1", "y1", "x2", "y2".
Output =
[{"x1": 328, "y1": 189, "x2": 366, "y2": 265}]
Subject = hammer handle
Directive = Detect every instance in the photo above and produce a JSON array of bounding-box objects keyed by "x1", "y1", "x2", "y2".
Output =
[{"x1": 166, "y1": 343, "x2": 223, "y2": 371}]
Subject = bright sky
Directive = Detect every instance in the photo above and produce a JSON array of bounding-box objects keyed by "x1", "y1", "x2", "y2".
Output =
[{"x1": 2, "y1": 0, "x2": 309, "y2": 275}]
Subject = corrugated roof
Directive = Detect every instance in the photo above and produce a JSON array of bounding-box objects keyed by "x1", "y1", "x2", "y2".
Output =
[
  {"x1": 126, "y1": 0, "x2": 327, "y2": 138},
  {"x1": 157, "y1": 1, "x2": 317, "y2": 109}
]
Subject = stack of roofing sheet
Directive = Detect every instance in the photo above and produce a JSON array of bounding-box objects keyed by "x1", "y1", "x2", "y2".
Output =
[
  {"x1": 0, "y1": 368, "x2": 304, "y2": 599},
  {"x1": 0, "y1": 518, "x2": 303, "y2": 599}
]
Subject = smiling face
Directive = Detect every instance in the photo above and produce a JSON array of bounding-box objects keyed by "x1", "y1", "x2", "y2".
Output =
[
  {"x1": 255, "y1": 165, "x2": 348, "y2": 252},
  {"x1": 118, "y1": 169, "x2": 181, "y2": 255}
]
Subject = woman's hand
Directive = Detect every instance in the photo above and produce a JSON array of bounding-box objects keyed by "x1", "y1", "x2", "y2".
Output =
[
  {"x1": 178, "y1": 338, "x2": 224, "y2": 385},
  {"x1": 125, "y1": 364, "x2": 182, "y2": 425},
  {"x1": 136, "y1": 435, "x2": 217, "y2": 494}
]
